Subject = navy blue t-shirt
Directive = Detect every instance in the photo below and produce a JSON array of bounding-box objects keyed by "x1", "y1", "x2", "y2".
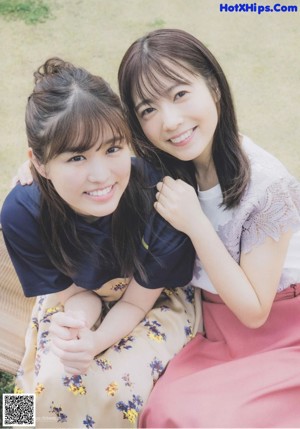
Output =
[{"x1": 1, "y1": 158, "x2": 195, "y2": 297}]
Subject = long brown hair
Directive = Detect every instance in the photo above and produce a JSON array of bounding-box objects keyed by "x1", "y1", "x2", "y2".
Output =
[
  {"x1": 26, "y1": 58, "x2": 149, "y2": 277},
  {"x1": 118, "y1": 28, "x2": 250, "y2": 208}
]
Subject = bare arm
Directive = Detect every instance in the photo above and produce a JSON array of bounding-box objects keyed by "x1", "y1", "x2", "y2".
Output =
[
  {"x1": 154, "y1": 176, "x2": 292, "y2": 328},
  {"x1": 50, "y1": 284, "x2": 102, "y2": 341},
  {"x1": 51, "y1": 279, "x2": 163, "y2": 374}
]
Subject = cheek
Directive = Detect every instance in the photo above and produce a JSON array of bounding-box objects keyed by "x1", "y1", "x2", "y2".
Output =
[
  {"x1": 140, "y1": 118, "x2": 158, "y2": 141},
  {"x1": 49, "y1": 169, "x2": 82, "y2": 199},
  {"x1": 116, "y1": 155, "x2": 131, "y2": 186}
]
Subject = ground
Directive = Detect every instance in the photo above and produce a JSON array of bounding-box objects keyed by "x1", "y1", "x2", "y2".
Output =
[{"x1": 0, "y1": 0, "x2": 299, "y2": 207}]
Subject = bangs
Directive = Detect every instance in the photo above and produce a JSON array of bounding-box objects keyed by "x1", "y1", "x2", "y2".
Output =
[
  {"x1": 132, "y1": 57, "x2": 196, "y2": 103},
  {"x1": 45, "y1": 97, "x2": 130, "y2": 161}
]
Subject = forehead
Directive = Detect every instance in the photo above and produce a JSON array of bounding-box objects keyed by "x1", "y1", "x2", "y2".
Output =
[
  {"x1": 48, "y1": 116, "x2": 128, "y2": 162},
  {"x1": 132, "y1": 59, "x2": 197, "y2": 104}
]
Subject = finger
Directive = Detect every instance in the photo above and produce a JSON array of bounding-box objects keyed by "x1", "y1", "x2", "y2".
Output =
[
  {"x1": 155, "y1": 191, "x2": 169, "y2": 208},
  {"x1": 62, "y1": 358, "x2": 90, "y2": 370},
  {"x1": 49, "y1": 324, "x2": 75, "y2": 340},
  {"x1": 156, "y1": 180, "x2": 172, "y2": 197},
  {"x1": 154, "y1": 201, "x2": 171, "y2": 222},
  {"x1": 18, "y1": 161, "x2": 33, "y2": 185},
  {"x1": 19, "y1": 175, "x2": 33, "y2": 186},
  {"x1": 63, "y1": 365, "x2": 87, "y2": 376},
  {"x1": 10, "y1": 176, "x2": 19, "y2": 189},
  {"x1": 52, "y1": 336, "x2": 92, "y2": 354},
  {"x1": 161, "y1": 176, "x2": 175, "y2": 187},
  {"x1": 52, "y1": 312, "x2": 85, "y2": 329},
  {"x1": 52, "y1": 337, "x2": 80, "y2": 353},
  {"x1": 156, "y1": 181, "x2": 164, "y2": 192},
  {"x1": 51, "y1": 341, "x2": 90, "y2": 364},
  {"x1": 164, "y1": 176, "x2": 186, "y2": 191},
  {"x1": 157, "y1": 177, "x2": 185, "y2": 196}
]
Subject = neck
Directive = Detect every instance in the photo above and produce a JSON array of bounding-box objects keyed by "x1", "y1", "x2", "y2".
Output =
[{"x1": 194, "y1": 158, "x2": 218, "y2": 191}]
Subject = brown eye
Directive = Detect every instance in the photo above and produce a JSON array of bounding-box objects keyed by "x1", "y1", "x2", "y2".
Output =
[
  {"x1": 175, "y1": 91, "x2": 187, "y2": 100},
  {"x1": 68, "y1": 155, "x2": 85, "y2": 162},
  {"x1": 107, "y1": 146, "x2": 120, "y2": 154}
]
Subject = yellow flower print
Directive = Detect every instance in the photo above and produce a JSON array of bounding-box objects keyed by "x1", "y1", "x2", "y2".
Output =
[
  {"x1": 163, "y1": 289, "x2": 173, "y2": 297},
  {"x1": 105, "y1": 382, "x2": 119, "y2": 396},
  {"x1": 35, "y1": 383, "x2": 45, "y2": 395},
  {"x1": 68, "y1": 384, "x2": 86, "y2": 395},
  {"x1": 14, "y1": 386, "x2": 24, "y2": 394},
  {"x1": 46, "y1": 305, "x2": 63, "y2": 314},
  {"x1": 63, "y1": 375, "x2": 87, "y2": 396},
  {"x1": 147, "y1": 332, "x2": 165, "y2": 342},
  {"x1": 124, "y1": 408, "x2": 138, "y2": 424},
  {"x1": 144, "y1": 319, "x2": 166, "y2": 342}
]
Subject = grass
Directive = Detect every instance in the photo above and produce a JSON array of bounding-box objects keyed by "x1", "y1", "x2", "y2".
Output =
[
  {"x1": 0, "y1": 371, "x2": 15, "y2": 427},
  {"x1": 0, "y1": 0, "x2": 52, "y2": 24}
]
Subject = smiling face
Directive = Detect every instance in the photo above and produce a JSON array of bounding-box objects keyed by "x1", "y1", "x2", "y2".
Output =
[
  {"x1": 31, "y1": 127, "x2": 131, "y2": 219},
  {"x1": 133, "y1": 67, "x2": 219, "y2": 167}
]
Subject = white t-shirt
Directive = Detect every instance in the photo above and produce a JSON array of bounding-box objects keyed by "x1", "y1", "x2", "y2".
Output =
[{"x1": 192, "y1": 136, "x2": 300, "y2": 294}]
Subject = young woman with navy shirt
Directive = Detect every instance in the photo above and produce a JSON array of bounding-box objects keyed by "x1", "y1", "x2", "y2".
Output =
[{"x1": 1, "y1": 58, "x2": 201, "y2": 428}]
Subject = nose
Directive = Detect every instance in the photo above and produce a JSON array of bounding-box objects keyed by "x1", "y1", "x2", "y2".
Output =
[
  {"x1": 162, "y1": 104, "x2": 183, "y2": 131},
  {"x1": 87, "y1": 158, "x2": 110, "y2": 183}
]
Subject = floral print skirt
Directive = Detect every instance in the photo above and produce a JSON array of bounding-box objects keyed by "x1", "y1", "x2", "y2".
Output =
[{"x1": 15, "y1": 284, "x2": 201, "y2": 428}]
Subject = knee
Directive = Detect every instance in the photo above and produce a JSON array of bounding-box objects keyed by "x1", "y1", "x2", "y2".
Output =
[{"x1": 139, "y1": 381, "x2": 177, "y2": 428}]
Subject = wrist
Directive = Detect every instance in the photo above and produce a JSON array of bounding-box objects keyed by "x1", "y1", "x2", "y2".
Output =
[
  {"x1": 185, "y1": 208, "x2": 208, "y2": 238},
  {"x1": 93, "y1": 328, "x2": 106, "y2": 356}
]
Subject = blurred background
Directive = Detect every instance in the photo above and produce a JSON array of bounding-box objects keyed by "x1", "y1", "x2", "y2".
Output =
[{"x1": 0, "y1": 0, "x2": 299, "y2": 207}]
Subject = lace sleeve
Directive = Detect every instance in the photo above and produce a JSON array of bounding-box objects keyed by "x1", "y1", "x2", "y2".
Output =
[{"x1": 241, "y1": 176, "x2": 300, "y2": 254}]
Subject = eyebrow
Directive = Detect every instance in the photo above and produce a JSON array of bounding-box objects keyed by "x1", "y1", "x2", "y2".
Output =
[
  {"x1": 95, "y1": 136, "x2": 124, "y2": 151},
  {"x1": 134, "y1": 82, "x2": 186, "y2": 112},
  {"x1": 134, "y1": 98, "x2": 153, "y2": 112},
  {"x1": 101, "y1": 136, "x2": 123, "y2": 147},
  {"x1": 64, "y1": 136, "x2": 123, "y2": 154}
]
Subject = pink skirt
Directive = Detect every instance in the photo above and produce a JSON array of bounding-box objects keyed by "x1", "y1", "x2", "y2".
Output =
[{"x1": 139, "y1": 284, "x2": 300, "y2": 428}]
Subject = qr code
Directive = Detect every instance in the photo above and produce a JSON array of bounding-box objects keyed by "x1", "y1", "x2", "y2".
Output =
[{"x1": 2, "y1": 394, "x2": 36, "y2": 427}]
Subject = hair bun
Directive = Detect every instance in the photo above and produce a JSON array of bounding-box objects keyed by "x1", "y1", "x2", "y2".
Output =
[{"x1": 33, "y1": 57, "x2": 73, "y2": 84}]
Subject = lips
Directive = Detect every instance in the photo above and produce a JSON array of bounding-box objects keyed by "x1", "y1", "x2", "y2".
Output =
[
  {"x1": 85, "y1": 185, "x2": 113, "y2": 197},
  {"x1": 169, "y1": 127, "x2": 196, "y2": 145}
]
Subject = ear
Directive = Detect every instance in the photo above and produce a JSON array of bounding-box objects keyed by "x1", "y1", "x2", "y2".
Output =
[
  {"x1": 214, "y1": 87, "x2": 221, "y2": 103},
  {"x1": 208, "y1": 77, "x2": 221, "y2": 103},
  {"x1": 27, "y1": 148, "x2": 48, "y2": 178}
]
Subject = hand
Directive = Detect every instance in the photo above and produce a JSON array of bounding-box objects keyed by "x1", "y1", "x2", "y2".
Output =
[
  {"x1": 51, "y1": 326, "x2": 98, "y2": 375},
  {"x1": 11, "y1": 160, "x2": 33, "y2": 187},
  {"x1": 50, "y1": 310, "x2": 86, "y2": 341},
  {"x1": 154, "y1": 176, "x2": 203, "y2": 236}
]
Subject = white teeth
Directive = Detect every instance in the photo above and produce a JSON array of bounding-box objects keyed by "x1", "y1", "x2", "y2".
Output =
[
  {"x1": 170, "y1": 129, "x2": 193, "y2": 144},
  {"x1": 86, "y1": 186, "x2": 112, "y2": 196}
]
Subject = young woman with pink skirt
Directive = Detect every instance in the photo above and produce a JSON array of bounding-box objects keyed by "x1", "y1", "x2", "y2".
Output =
[{"x1": 118, "y1": 28, "x2": 300, "y2": 427}]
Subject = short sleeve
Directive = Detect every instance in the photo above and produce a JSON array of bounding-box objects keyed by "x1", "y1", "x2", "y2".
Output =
[
  {"x1": 1, "y1": 185, "x2": 72, "y2": 297},
  {"x1": 241, "y1": 176, "x2": 300, "y2": 254},
  {"x1": 134, "y1": 212, "x2": 195, "y2": 289}
]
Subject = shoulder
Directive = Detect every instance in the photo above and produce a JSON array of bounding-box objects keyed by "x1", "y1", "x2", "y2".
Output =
[
  {"x1": 1, "y1": 183, "x2": 40, "y2": 238},
  {"x1": 241, "y1": 135, "x2": 299, "y2": 200},
  {"x1": 242, "y1": 136, "x2": 293, "y2": 184},
  {"x1": 136, "y1": 211, "x2": 195, "y2": 288},
  {"x1": 241, "y1": 135, "x2": 300, "y2": 201},
  {"x1": 2, "y1": 182, "x2": 40, "y2": 217},
  {"x1": 130, "y1": 156, "x2": 163, "y2": 186}
]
